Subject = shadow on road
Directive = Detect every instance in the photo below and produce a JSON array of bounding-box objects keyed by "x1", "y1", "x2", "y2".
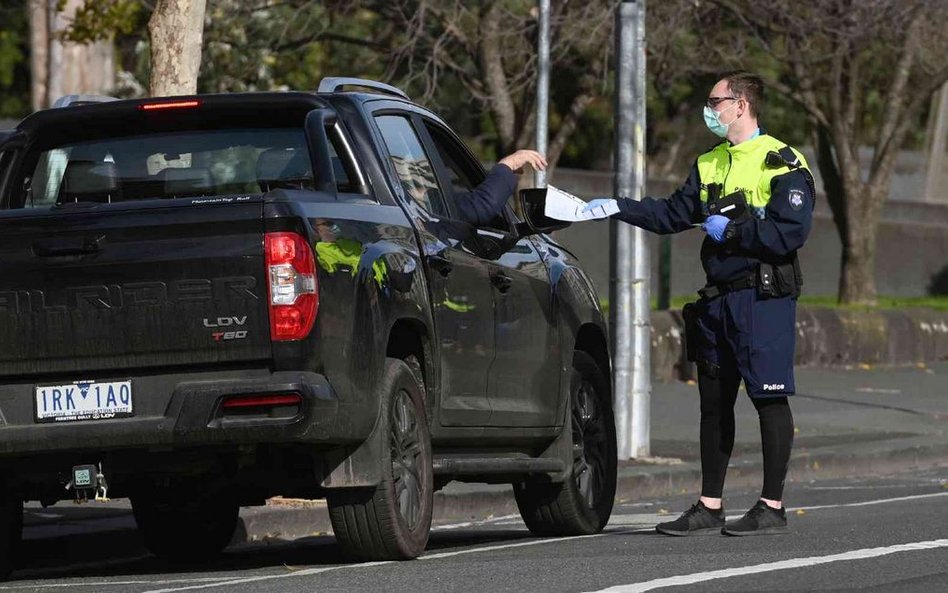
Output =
[{"x1": 11, "y1": 521, "x2": 546, "y2": 583}]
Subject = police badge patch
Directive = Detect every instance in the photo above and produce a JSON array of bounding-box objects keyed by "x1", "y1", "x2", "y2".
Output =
[{"x1": 788, "y1": 189, "x2": 804, "y2": 211}]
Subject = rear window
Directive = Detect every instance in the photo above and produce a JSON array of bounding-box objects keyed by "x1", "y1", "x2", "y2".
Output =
[{"x1": 17, "y1": 128, "x2": 348, "y2": 208}]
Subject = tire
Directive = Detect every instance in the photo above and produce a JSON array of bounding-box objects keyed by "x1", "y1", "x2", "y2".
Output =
[
  {"x1": 514, "y1": 350, "x2": 618, "y2": 536},
  {"x1": 132, "y1": 485, "x2": 239, "y2": 563},
  {"x1": 328, "y1": 358, "x2": 433, "y2": 561},
  {"x1": 0, "y1": 497, "x2": 22, "y2": 580}
]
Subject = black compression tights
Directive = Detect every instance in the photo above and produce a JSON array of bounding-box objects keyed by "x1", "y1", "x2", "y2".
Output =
[{"x1": 698, "y1": 365, "x2": 794, "y2": 501}]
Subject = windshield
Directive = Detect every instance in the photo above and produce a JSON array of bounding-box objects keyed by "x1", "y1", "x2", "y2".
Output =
[{"x1": 19, "y1": 128, "x2": 324, "y2": 208}]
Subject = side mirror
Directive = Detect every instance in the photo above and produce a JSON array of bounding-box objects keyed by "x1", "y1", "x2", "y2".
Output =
[{"x1": 517, "y1": 188, "x2": 571, "y2": 236}]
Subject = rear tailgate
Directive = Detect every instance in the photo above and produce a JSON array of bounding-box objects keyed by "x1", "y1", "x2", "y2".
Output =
[{"x1": 0, "y1": 199, "x2": 269, "y2": 377}]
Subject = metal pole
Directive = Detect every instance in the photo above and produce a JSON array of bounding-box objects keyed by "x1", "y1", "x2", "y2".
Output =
[
  {"x1": 611, "y1": 1, "x2": 634, "y2": 462},
  {"x1": 612, "y1": 0, "x2": 650, "y2": 460},
  {"x1": 535, "y1": 0, "x2": 551, "y2": 188},
  {"x1": 629, "y1": 0, "x2": 650, "y2": 458}
]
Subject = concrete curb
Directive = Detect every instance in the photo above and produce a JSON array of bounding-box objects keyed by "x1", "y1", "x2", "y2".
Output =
[{"x1": 650, "y1": 306, "x2": 948, "y2": 383}]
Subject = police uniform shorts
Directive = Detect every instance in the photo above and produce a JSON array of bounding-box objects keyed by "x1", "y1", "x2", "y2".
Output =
[{"x1": 693, "y1": 288, "x2": 796, "y2": 398}]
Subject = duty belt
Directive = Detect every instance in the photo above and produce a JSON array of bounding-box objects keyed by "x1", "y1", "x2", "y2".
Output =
[{"x1": 698, "y1": 274, "x2": 756, "y2": 300}]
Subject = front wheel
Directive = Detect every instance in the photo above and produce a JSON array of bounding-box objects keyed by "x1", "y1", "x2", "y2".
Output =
[
  {"x1": 514, "y1": 350, "x2": 618, "y2": 536},
  {"x1": 328, "y1": 358, "x2": 433, "y2": 561}
]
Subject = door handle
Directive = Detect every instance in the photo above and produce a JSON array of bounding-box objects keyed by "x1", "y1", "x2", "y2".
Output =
[
  {"x1": 491, "y1": 272, "x2": 513, "y2": 293},
  {"x1": 427, "y1": 254, "x2": 453, "y2": 278},
  {"x1": 32, "y1": 235, "x2": 104, "y2": 257}
]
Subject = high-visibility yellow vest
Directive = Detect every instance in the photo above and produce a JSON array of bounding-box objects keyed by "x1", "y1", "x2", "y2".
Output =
[{"x1": 696, "y1": 134, "x2": 811, "y2": 218}]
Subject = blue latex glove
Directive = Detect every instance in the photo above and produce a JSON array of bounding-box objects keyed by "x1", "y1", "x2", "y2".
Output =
[
  {"x1": 579, "y1": 198, "x2": 620, "y2": 220},
  {"x1": 702, "y1": 215, "x2": 730, "y2": 243}
]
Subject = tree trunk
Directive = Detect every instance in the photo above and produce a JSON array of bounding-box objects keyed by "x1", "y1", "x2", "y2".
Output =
[
  {"x1": 28, "y1": 0, "x2": 49, "y2": 112},
  {"x1": 838, "y1": 200, "x2": 878, "y2": 305},
  {"x1": 29, "y1": 0, "x2": 115, "y2": 110},
  {"x1": 478, "y1": 2, "x2": 516, "y2": 154},
  {"x1": 546, "y1": 91, "x2": 594, "y2": 177},
  {"x1": 148, "y1": 0, "x2": 207, "y2": 97},
  {"x1": 837, "y1": 179, "x2": 895, "y2": 305}
]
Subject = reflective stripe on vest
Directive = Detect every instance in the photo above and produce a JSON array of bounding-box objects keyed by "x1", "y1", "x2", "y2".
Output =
[{"x1": 696, "y1": 135, "x2": 811, "y2": 217}]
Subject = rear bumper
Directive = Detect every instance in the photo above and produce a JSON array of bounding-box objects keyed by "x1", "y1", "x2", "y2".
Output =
[{"x1": 0, "y1": 369, "x2": 373, "y2": 457}]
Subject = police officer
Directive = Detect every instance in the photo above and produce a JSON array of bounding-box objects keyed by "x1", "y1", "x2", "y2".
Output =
[{"x1": 583, "y1": 71, "x2": 814, "y2": 536}]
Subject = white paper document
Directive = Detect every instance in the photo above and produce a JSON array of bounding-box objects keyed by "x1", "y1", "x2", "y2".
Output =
[{"x1": 543, "y1": 185, "x2": 619, "y2": 221}]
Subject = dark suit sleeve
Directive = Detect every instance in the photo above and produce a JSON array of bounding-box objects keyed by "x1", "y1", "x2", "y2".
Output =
[
  {"x1": 613, "y1": 162, "x2": 703, "y2": 234},
  {"x1": 454, "y1": 164, "x2": 518, "y2": 226},
  {"x1": 732, "y1": 169, "x2": 814, "y2": 258}
]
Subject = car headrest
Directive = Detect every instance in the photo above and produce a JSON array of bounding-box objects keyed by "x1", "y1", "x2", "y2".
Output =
[
  {"x1": 59, "y1": 160, "x2": 121, "y2": 204},
  {"x1": 256, "y1": 148, "x2": 311, "y2": 192},
  {"x1": 163, "y1": 167, "x2": 215, "y2": 198}
]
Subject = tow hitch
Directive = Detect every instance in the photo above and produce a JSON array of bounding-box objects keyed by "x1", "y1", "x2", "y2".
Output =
[{"x1": 66, "y1": 463, "x2": 109, "y2": 503}]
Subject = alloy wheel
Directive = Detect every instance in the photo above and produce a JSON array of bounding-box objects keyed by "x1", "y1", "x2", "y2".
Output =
[{"x1": 391, "y1": 389, "x2": 424, "y2": 530}]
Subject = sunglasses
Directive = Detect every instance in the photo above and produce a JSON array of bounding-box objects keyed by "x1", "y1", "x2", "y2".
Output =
[{"x1": 706, "y1": 96, "x2": 740, "y2": 108}]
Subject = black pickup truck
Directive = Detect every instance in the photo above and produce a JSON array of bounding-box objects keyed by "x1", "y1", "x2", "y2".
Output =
[{"x1": 0, "y1": 78, "x2": 616, "y2": 575}]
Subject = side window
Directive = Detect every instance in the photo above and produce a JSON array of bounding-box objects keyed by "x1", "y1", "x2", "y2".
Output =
[
  {"x1": 328, "y1": 128, "x2": 355, "y2": 194},
  {"x1": 0, "y1": 150, "x2": 13, "y2": 208},
  {"x1": 425, "y1": 123, "x2": 510, "y2": 231},
  {"x1": 374, "y1": 115, "x2": 447, "y2": 216},
  {"x1": 425, "y1": 126, "x2": 480, "y2": 194}
]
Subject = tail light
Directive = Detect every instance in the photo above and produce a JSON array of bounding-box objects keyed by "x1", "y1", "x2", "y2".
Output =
[
  {"x1": 265, "y1": 232, "x2": 318, "y2": 341},
  {"x1": 221, "y1": 393, "x2": 302, "y2": 410},
  {"x1": 138, "y1": 100, "x2": 202, "y2": 111}
]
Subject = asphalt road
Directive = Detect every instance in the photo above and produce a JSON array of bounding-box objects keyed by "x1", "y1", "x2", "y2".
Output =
[{"x1": 5, "y1": 466, "x2": 948, "y2": 593}]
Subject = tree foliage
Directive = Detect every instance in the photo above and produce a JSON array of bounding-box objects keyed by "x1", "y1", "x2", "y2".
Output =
[
  {"x1": 705, "y1": 0, "x2": 948, "y2": 304},
  {"x1": 62, "y1": 0, "x2": 143, "y2": 43},
  {"x1": 0, "y1": 2, "x2": 30, "y2": 119}
]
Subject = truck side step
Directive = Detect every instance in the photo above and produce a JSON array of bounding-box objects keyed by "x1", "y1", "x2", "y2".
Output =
[{"x1": 432, "y1": 455, "x2": 565, "y2": 476}]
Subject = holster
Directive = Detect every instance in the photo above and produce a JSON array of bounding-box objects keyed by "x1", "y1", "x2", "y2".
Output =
[
  {"x1": 682, "y1": 302, "x2": 699, "y2": 362},
  {"x1": 758, "y1": 254, "x2": 802, "y2": 299}
]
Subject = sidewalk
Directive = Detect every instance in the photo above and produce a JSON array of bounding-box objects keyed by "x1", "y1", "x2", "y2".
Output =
[{"x1": 23, "y1": 363, "x2": 948, "y2": 544}]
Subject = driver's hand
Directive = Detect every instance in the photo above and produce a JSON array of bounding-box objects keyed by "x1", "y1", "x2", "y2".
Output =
[{"x1": 499, "y1": 150, "x2": 548, "y2": 174}]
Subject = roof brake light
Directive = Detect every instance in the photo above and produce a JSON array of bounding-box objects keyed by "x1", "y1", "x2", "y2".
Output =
[{"x1": 138, "y1": 100, "x2": 202, "y2": 112}]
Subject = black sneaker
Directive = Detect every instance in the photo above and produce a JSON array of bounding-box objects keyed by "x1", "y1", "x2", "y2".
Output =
[
  {"x1": 655, "y1": 501, "x2": 725, "y2": 536},
  {"x1": 722, "y1": 501, "x2": 788, "y2": 536}
]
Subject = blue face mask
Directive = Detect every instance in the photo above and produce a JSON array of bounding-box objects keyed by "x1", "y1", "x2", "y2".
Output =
[{"x1": 703, "y1": 103, "x2": 738, "y2": 138}]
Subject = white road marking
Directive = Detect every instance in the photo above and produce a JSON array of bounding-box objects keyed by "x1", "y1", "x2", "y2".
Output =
[
  {"x1": 420, "y1": 528, "x2": 646, "y2": 562},
  {"x1": 139, "y1": 529, "x2": 646, "y2": 593},
  {"x1": 0, "y1": 577, "x2": 241, "y2": 590},
  {"x1": 802, "y1": 485, "x2": 907, "y2": 491},
  {"x1": 581, "y1": 539, "x2": 948, "y2": 593},
  {"x1": 790, "y1": 490, "x2": 948, "y2": 511},
  {"x1": 433, "y1": 514, "x2": 521, "y2": 531},
  {"x1": 855, "y1": 387, "x2": 901, "y2": 394},
  {"x1": 140, "y1": 562, "x2": 392, "y2": 593}
]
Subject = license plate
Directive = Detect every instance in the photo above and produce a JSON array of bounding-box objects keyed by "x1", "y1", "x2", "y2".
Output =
[{"x1": 35, "y1": 380, "x2": 133, "y2": 423}]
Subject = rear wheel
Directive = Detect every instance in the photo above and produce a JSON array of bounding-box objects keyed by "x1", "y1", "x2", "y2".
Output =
[
  {"x1": 328, "y1": 358, "x2": 433, "y2": 561},
  {"x1": 0, "y1": 497, "x2": 22, "y2": 580},
  {"x1": 514, "y1": 350, "x2": 617, "y2": 536},
  {"x1": 132, "y1": 485, "x2": 238, "y2": 563}
]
